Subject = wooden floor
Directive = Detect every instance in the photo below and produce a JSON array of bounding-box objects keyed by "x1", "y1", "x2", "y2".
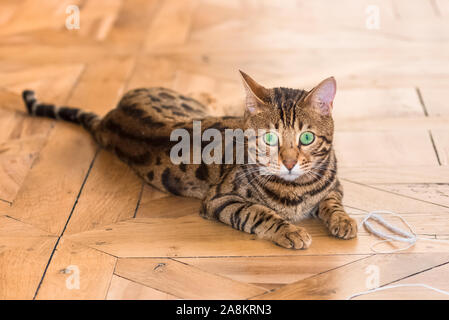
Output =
[{"x1": 1, "y1": 0, "x2": 449, "y2": 300}]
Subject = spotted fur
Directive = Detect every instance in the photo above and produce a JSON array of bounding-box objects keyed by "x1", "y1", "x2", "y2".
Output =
[{"x1": 22, "y1": 72, "x2": 357, "y2": 250}]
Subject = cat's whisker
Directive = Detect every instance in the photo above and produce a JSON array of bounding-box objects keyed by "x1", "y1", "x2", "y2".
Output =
[
  {"x1": 234, "y1": 168, "x2": 263, "y2": 181},
  {"x1": 235, "y1": 168, "x2": 260, "y2": 179},
  {"x1": 311, "y1": 165, "x2": 338, "y2": 174},
  {"x1": 242, "y1": 174, "x2": 263, "y2": 189}
]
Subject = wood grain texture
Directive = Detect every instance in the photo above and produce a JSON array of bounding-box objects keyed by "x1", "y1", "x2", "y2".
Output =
[
  {"x1": 0, "y1": 216, "x2": 57, "y2": 299},
  {"x1": 334, "y1": 131, "x2": 438, "y2": 167},
  {"x1": 432, "y1": 130, "x2": 449, "y2": 165},
  {"x1": 419, "y1": 88, "x2": 448, "y2": 116},
  {"x1": 6, "y1": 126, "x2": 96, "y2": 235},
  {"x1": 0, "y1": 134, "x2": 48, "y2": 202},
  {"x1": 115, "y1": 257, "x2": 266, "y2": 299},
  {"x1": 136, "y1": 196, "x2": 200, "y2": 219},
  {"x1": 65, "y1": 150, "x2": 142, "y2": 235},
  {"x1": 36, "y1": 239, "x2": 116, "y2": 300},
  {"x1": 0, "y1": 0, "x2": 448, "y2": 300},
  {"x1": 339, "y1": 166, "x2": 449, "y2": 184},
  {"x1": 106, "y1": 275, "x2": 179, "y2": 300},
  {"x1": 351, "y1": 262, "x2": 449, "y2": 300},
  {"x1": 341, "y1": 180, "x2": 449, "y2": 214},
  {"x1": 333, "y1": 88, "x2": 424, "y2": 120},
  {"x1": 336, "y1": 116, "x2": 449, "y2": 132},
  {"x1": 374, "y1": 184, "x2": 449, "y2": 208},
  {"x1": 254, "y1": 253, "x2": 449, "y2": 300},
  {"x1": 176, "y1": 255, "x2": 368, "y2": 290},
  {"x1": 144, "y1": 0, "x2": 199, "y2": 50}
]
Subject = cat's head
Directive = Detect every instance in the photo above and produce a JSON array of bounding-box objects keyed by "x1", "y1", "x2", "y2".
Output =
[{"x1": 240, "y1": 70, "x2": 335, "y2": 182}]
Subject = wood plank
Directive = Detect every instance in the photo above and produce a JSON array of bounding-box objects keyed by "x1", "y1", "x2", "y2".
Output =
[
  {"x1": 66, "y1": 214, "x2": 449, "y2": 258},
  {"x1": 36, "y1": 239, "x2": 116, "y2": 299},
  {"x1": 373, "y1": 184, "x2": 449, "y2": 208},
  {"x1": 65, "y1": 150, "x2": 142, "y2": 235},
  {"x1": 253, "y1": 253, "x2": 449, "y2": 299},
  {"x1": 66, "y1": 57, "x2": 135, "y2": 116},
  {"x1": 173, "y1": 70, "x2": 243, "y2": 116},
  {"x1": 106, "y1": 0, "x2": 160, "y2": 50},
  {"x1": 0, "y1": 216, "x2": 57, "y2": 299},
  {"x1": 137, "y1": 184, "x2": 169, "y2": 209},
  {"x1": 334, "y1": 130, "x2": 438, "y2": 167},
  {"x1": 0, "y1": 42, "x2": 120, "y2": 66},
  {"x1": 176, "y1": 7, "x2": 406, "y2": 54},
  {"x1": 341, "y1": 180, "x2": 449, "y2": 214},
  {"x1": 177, "y1": 255, "x2": 368, "y2": 290},
  {"x1": 333, "y1": 56, "x2": 449, "y2": 90},
  {"x1": 0, "y1": 89, "x2": 26, "y2": 114},
  {"x1": 115, "y1": 257, "x2": 266, "y2": 299},
  {"x1": 339, "y1": 166, "x2": 449, "y2": 184},
  {"x1": 0, "y1": 215, "x2": 54, "y2": 237},
  {"x1": 0, "y1": 200, "x2": 11, "y2": 213},
  {"x1": 136, "y1": 196, "x2": 200, "y2": 219},
  {"x1": 393, "y1": 0, "x2": 437, "y2": 20},
  {"x1": 106, "y1": 275, "x2": 179, "y2": 300},
  {"x1": 333, "y1": 88, "x2": 424, "y2": 120},
  {"x1": 144, "y1": 0, "x2": 199, "y2": 50},
  {"x1": 0, "y1": 107, "x2": 51, "y2": 145},
  {"x1": 419, "y1": 88, "x2": 448, "y2": 116},
  {"x1": 191, "y1": 0, "x2": 243, "y2": 34},
  {"x1": 336, "y1": 116, "x2": 449, "y2": 132},
  {"x1": 432, "y1": 130, "x2": 449, "y2": 165},
  {"x1": 9, "y1": 130, "x2": 95, "y2": 234},
  {"x1": 0, "y1": 240, "x2": 56, "y2": 299},
  {"x1": 126, "y1": 55, "x2": 178, "y2": 90},
  {"x1": 0, "y1": 135, "x2": 48, "y2": 203},
  {"x1": 0, "y1": 63, "x2": 85, "y2": 105},
  {"x1": 351, "y1": 262, "x2": 449, "y2": 300},
  {"x1": 0, "y1": 0, "x2": 18, "y2": 26},
  {"x1": 7, "y1": 126, "x2": 96, "y2": 235},
  {"x1": 76, "y1": 0, "x2": 122, "y2": 41},
  {"x1": 435, "y1": 0, "x2": 449, "y2": 17},
  {"x1": 0, "y1": 0, "x2": 80, "y2": 36}
]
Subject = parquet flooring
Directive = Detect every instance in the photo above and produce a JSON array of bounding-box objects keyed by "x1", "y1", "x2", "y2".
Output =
[{"x1": 0, "y1": 0, "x2": 448, "y2": 300}]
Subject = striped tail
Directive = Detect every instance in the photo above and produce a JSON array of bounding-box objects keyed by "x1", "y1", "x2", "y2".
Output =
[{"x1": 22, "y1": 90, "x2": 101, "y2": 134}]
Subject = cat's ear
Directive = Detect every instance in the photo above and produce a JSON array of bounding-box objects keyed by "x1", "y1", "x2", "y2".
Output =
[
  {"x1": 239, "y1": 70, "x2": 270, "y2": 116},
  {"x1": 305, "y1": 77, "x2": 336, "y2": 115}
]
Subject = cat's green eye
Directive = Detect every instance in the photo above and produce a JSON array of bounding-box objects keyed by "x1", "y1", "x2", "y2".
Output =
[
  {"x1": 299, "y1": 131, "x2": 315, "y2": 145},
  {"x1": 263, "y1": 132, "x2": 278, "y2": 146}
]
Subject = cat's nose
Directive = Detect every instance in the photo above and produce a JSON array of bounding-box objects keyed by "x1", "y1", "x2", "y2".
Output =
[{"x1": 282, "y1": 159, "x2": 297, "y2": 171}]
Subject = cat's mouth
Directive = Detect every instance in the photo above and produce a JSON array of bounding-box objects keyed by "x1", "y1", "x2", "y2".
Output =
[
  {"x1": 259, "y1": 163, "x2": 304, "y2": 181},
  {"x1": 278, "y1": 172, "x2": 301, "y2": 181},
  {"x1": 277, "y1": 163, "x2": 303, "y2": 181}
]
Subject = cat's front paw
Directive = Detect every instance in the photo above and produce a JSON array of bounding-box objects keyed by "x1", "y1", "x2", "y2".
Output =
[
  {"x1": 328, "y1": 213, "x2": 358, "y2": 239},
  {"x1": 272, "y1": 224, "x2": 312, "y2": 249}
]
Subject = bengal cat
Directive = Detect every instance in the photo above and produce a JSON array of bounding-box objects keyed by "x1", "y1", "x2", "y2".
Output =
[{"x1": 21, "y1": 71, "x2": 357, "y2": 249}]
